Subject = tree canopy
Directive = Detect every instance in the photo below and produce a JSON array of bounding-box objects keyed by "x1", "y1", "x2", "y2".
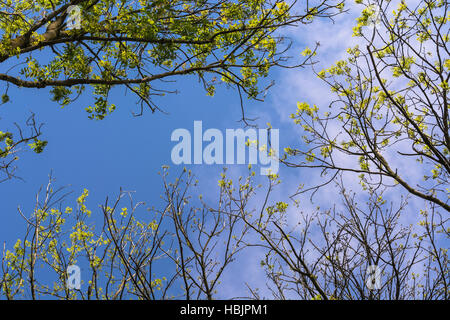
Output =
[
  {"x1": 286, "y1": 0, "x2": 449, "y2": 212},
  {"x1": 0, "y1": 0, "x2": 343, "y2": 181},
  {"x1": 0, "y1": 0, "x2": 448, "y2": 301},
  {"x1": 0, "y1": 0, "x2": 342, "y2": 117}
]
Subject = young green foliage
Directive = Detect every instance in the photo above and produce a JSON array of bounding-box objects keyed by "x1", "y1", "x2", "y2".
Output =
[
  {"x1": 0, "y1": 0, "x2": 344, "y2": 119},
  {"x1": 286, "y1": 0, "x2": 450, "y2": 212}
]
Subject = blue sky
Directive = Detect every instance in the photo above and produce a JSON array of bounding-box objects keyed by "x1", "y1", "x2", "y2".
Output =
[{"x1": 0, "y1": 1, "x2": 446, "y2": 299}]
